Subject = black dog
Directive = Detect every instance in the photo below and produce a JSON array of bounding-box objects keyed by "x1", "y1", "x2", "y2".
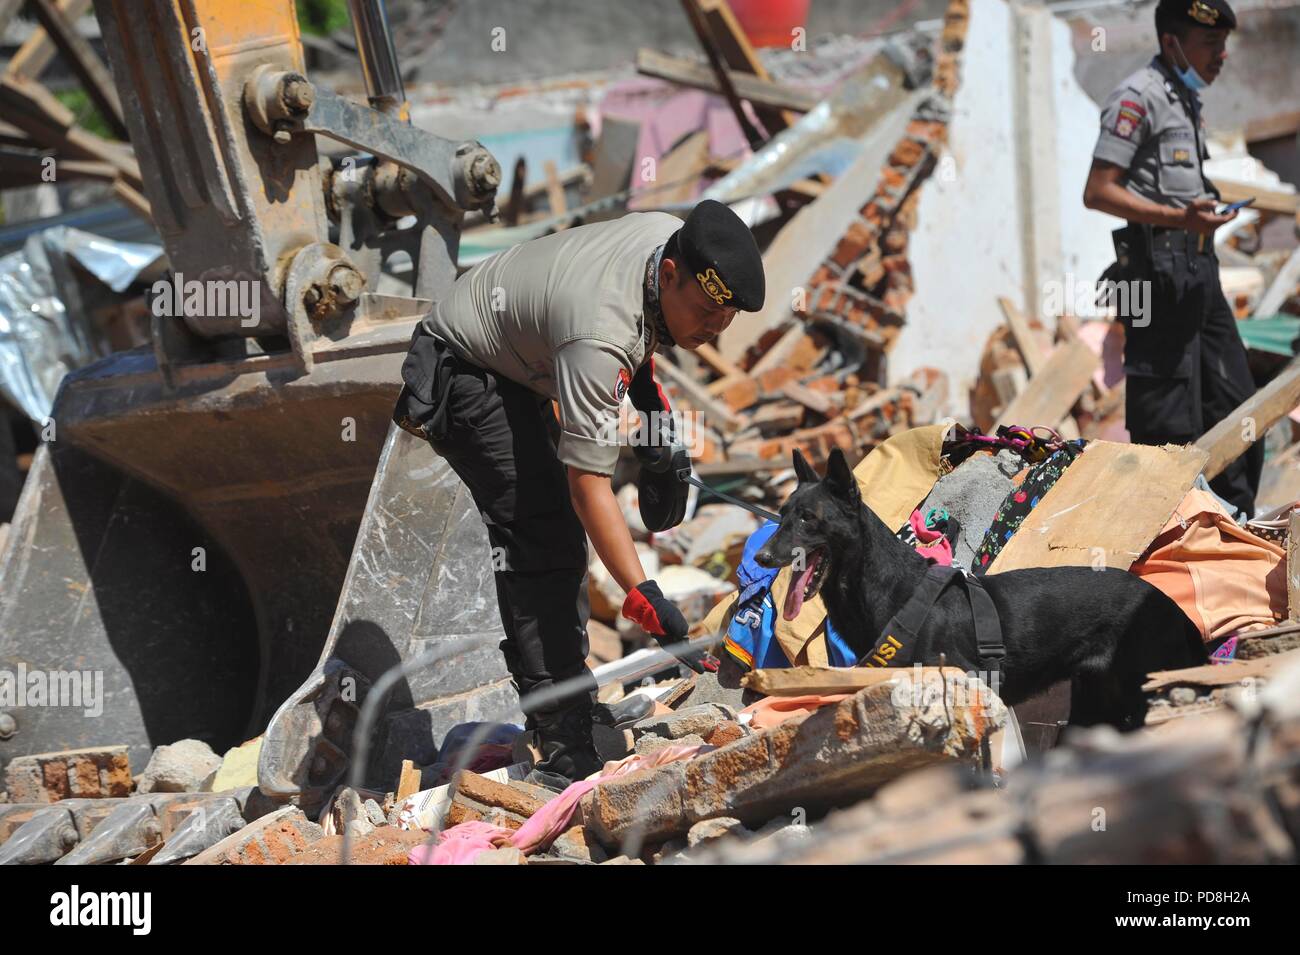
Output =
[{"x1": 755, "y1": 448, "x2": 1207, "y2": 729}]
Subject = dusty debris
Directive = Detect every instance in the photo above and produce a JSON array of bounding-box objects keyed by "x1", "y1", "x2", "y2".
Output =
[
  {"x1": 185, "y1": 806, "x2": 324, "y2": 866},
  {"x1": 582, "y1": 672, "x2": 1005, "y2": 847},
  {"x1": 135, "y1": 739, "x2": 222, "y2": 795},
  {"x1": 283, "y1": 828, "x2": 430, "y2": 866}
]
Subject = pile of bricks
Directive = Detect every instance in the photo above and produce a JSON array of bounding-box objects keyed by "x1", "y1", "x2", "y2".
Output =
[{"x1": 644, "y1": 2, "x2": 971, "y2": 478}]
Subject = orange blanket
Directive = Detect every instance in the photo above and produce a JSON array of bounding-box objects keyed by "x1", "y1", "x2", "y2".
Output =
[{"x1": 1132, "y1": 488, "x2": 1286, "y2": 643}]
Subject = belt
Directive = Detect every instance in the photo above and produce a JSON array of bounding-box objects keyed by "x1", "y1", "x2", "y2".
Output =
[{"x1": 1149, "y1": 227, "x2": 1215, "y2": 257}]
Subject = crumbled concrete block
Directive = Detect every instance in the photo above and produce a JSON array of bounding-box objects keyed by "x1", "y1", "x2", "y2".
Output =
[
  {"x1": 330, "y1": 788, "x2": 373, "y2": 838},
  {"x1": 137, "y1": 739, "x2": 222, "y2": 794},
  {"x1": 687, "y1": 816, "x2": 744, "y2": 848},
  {"x1": 635, "y1": 732, "x2": 704, "y2": 756},
  {"x1": 550, "y1": 825, "x2": 608, "y2": 864},
  {"x1": 587, "y1": 676, "x2": 1006, "y2": 846},
  {"x1": 363, "y1": 798, "x2": 387, "y2": 828},
  {"x1": 677, "y1": 658, "x2": 755, "y2": 712},
  {"x1": 4, "y1": 746, "x2": 132, "y2": 803},
  {"x1": 632, "y1": 703, "x2": 736, "y2": 741},
  {"x1": 185, "y1": 806, "x2": 324, "y2": 865},
  {"x1": 651, "y1": 837, "x2": 689, "y2": 864}
]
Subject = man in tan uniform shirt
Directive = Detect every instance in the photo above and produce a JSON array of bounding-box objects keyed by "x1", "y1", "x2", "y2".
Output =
[{"x1": 393, "y1": 200, "x2": 765, "y2": 786}]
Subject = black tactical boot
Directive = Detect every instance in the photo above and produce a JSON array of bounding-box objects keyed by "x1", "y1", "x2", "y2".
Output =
[
  {"x1": 524, "y1": 702, "x2": 604, "y2": 792},
  {"x1": 592, "y1": 693, "x2": 653, "y2": 729}
]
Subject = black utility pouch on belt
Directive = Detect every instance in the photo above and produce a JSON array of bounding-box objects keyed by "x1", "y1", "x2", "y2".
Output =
[
  {"x1": 393, "y1": 324, "x2": 458, "y2": 442},
  {"x1": 1097, "y1": 223, "x2": 1160, "y2": 329}
]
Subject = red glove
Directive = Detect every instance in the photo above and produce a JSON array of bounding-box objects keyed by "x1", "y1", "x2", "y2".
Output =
[{"x1": 622, "y1": 580, "x2": 718, "y2": 674}]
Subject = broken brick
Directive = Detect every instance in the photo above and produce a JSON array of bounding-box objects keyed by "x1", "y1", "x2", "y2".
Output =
[
  {"x1": 4, "y1": 747, "x2": 132, "y2": 804},
  {"x1": 584, "y1": 676, "x2": 1005, "y2": 847}
]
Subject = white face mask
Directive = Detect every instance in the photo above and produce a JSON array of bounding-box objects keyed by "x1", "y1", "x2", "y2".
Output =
[{"x1": 1170, "y1": 36, "x2": 1209, "y2": 91}]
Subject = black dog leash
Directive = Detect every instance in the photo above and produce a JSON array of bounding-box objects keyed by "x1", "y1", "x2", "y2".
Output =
[
  {"x1": 863, "y1": 564, "x2": 1005, "y2": 672},
  {"x1": 679, "y1": 473, "x2": 781, "y2": 524}
]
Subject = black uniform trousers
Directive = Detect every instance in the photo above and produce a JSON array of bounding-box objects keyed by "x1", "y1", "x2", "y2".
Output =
[
  {"x1": 393, "y1": 328, "x2": 596, "y2": 720},
  {"x1": 1122, "y1": 229, "x2": 1262, "y2": 515}
]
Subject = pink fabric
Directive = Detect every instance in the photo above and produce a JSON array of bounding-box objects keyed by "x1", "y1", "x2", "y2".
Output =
[
  {"x1": 1077, "y1": 321, "x2": 1130, "y2": 442},
  {"x1": 410, "y1": 744, "x2": 708, "y2": 865},
  {"x1": 909, "y1": 510, "x2": 953, "y2": 565},
  {"x1": 597, "y1": 77, "x2": 748, "y2": 206}
]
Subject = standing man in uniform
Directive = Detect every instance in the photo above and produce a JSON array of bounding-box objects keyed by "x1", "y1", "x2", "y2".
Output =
[
  {"x1": 392, "y1": 200, "x2": 765, "y2": 787},
  {"x1": 1084, "y1": 0, "x2": 1261, "y2": 514}
]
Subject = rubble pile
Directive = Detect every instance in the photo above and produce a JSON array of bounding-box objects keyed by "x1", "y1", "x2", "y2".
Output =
[
  {"x1": 3, "y1": 0, "x2": 1300, "y2": 874},
  {"x1": 3, "y1": 642, "x2": 1298, "y2": 864}
]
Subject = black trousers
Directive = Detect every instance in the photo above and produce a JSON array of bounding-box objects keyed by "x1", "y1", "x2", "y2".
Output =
[
  {"x1": 393, "y1": 330, "x2": 596, "y2": 719},
  {"x1": 1122, "y1": 233, "x2": 1262, "y2": 515}
]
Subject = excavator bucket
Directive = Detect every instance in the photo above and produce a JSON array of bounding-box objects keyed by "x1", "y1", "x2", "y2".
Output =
[
  {"x1": 0, "y1": 0, "x2": 509, "y2": 786},
  {"x1": 0, "y1": 321, "x2": 384, "y2": 768},
  {"x1": 258, "y1": 427, "x2": 521, "y2": 809}
]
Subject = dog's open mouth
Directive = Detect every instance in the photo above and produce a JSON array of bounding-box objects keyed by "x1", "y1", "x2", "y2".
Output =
[{"x1": 783, "y1": 547, "x2": 828, "y2": 621}]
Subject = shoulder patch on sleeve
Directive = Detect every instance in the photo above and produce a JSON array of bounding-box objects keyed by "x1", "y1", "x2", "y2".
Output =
[
  {"x1": 1113, "y1": 99, "x2": 1146, "y2": 140},
  {"x1": 615, "y1": 367, "x2": 631, "y2": 401}
]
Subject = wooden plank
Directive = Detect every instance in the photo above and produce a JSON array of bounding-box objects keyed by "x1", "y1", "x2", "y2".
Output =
[
  {"x1": 994, "y1": 338, "x2": 1097, "y2": 429},
  {"x1": 1289, "y1": 511, "x2": 1300, "y2": 622},
  {"x1": 635, "y1": 48, "x2": 818, "y2": 113},
  {"x1": 636, "y1": 129, "x2": 709, "y2": 208},
  {"x1": 997, "y1": 296, "x2": 1047, "y2": 376},
  {"x1": 845, "y1": 387, "x2": 901, "y2": 421},
  {"x1": 30, "y1": 0, "x2": 129, "y2": 140},
  {"x1": 744, "y1": 665, "x2": 968, "y2": 696},
  {"x1": 0, "y1": 148, "x2": 116, "y2": 185},
  {"x1": 698, "y1": 0, "x2": 795, "y2": 134},
  {"x1": 1196, "y1": 351, "x2": 1300, "y2": 480},
  {"x1": 990, "y1": 366, "x2": 1026, "y2": 408},
  {"x1": 1245, "y1": 109, "x2": 1300, "y2": 143},
  {"x1": 0, "y1": 75, "x2": 141, "y2": 188},
  {"x1": 502, "y1": 156, "x2": 527, "y2": 226},
  {"x1": 750, "y1": 322, "x2": 807, "y2": 376},
  {"x1": 780, "y1": 379, "x2": 834, "y2": 415},
  {"x1": 397, "y1": 760, "x2": 421, "y2": 801},
  {"x1": 1236, "y1": 620, "x2": 1300, "y2": 660},
  {"x1": 521, "y1": 164, "x2": 587, "y2": 201},
  {"x1": 653, "y1": 354, "x2": 747, "y2": 432},
  {"x1": 587, "y1": 116, "x2": 641, "y2": 206},
  {"x1": 1254, "y1": 244, "x2": 1300, "y2": 318},
  {"x1": 542, "y1": 159, "x2": 567, "y2": 231},
  {"x1": 748, "y1": 400, "x2": 804, "y2": 431},
  {"x1": 988, "y1": 441, "x2": 1208, "y2": 574},
  {"x1": 1142, "y1": 648, "x2": 1300, "y2": 693},
  {"x1": 5, "y1": 0, "x2": 92, "y2": 81},
  {"x1": 706, "y1": 372, "x2": 748, "y2": 396},
  {"x1": 112, "y1": 178, "x2": 152, "y2": 222},
  {"x1": 694, "y1": 342, "x2": 745, "y2": 379},
  {"x1": 1211, "y1": 178, "x2": 1299, "y2": 215},
  {"x1": 679, "y1": 0, "x2": 764, "y2": 149}
]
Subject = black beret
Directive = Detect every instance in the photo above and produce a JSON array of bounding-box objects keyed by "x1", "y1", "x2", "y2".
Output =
[
  {"x1": 674, "y1": 199, "x2": 765, "y2": 312},
  {"x1": 1157, "y1": 0, "x2": 1237, "y2": 31}
]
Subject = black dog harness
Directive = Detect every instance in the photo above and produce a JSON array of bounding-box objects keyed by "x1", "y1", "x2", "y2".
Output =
[{"x1": 863, "y1": 565, "x2": 1005, "y2": 672}]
